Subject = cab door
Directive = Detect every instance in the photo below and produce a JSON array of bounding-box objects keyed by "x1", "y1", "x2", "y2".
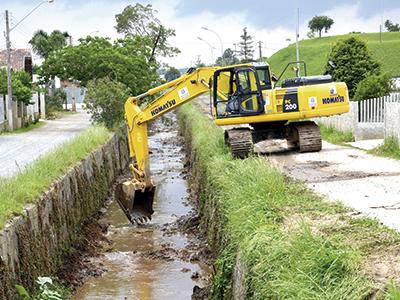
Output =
[{"x1": 234, "y1": 67, "x2": 264, "y2": 116}]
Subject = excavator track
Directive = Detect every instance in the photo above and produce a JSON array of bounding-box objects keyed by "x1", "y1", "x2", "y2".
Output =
[
  {"x1": 225, "y1": 128, "x2": 254, "y2": 158},
  {"x1": 287, "y1": 121, "x2": 322, "y2": 152}
]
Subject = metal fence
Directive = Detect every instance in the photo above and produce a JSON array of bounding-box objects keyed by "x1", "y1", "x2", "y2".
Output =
[{"x1": 358, "y1": 93, "x2": 400, "y2": 123}]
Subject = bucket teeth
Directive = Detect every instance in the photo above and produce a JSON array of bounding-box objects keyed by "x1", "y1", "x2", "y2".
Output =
[{"x1": 114, "y1": 177, "x2": 155, "y2": 225}]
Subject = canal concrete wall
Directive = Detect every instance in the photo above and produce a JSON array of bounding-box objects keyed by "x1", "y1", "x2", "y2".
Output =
[{"x1": 0, "y1": 133, "x2": 129, "y2": 299}]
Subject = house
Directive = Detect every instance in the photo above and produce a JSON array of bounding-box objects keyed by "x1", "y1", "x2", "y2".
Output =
[
  {"x1": 0, "y1": 49, "x2": 39, "y2": 131},
  {"x1": 0, "y1": 49, "x2": 32, "y2": 76}
]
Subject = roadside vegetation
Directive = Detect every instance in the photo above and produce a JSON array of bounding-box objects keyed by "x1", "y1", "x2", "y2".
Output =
[
  {"x1": 0, "y1": 125, "x2": 110, "y2": 229},
  {"x1": 369, "y1": 137, "x2": 400, "y2": 160},
  {"x1": 0, "y1": 121, "x2": 45, "y2": 135},
  {"x1": 180, "y1": 103, "x2": 400, "y2": 299},
  {"x1": 319, "y1": 124, "x2": 355, "y2": 144}
]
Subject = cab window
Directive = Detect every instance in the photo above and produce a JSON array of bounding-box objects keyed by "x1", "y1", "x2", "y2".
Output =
[{"x1": 256, "y1": 68, "x2": 272, "y2": 90}]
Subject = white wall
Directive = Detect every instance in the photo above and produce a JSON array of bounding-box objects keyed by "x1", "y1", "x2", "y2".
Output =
[
  {"x1": 384, "y1": 102, "x2": 400, "y2": 141},
  {"x1": 317, "y1": 101, "x2": 358, "y2": 134}
]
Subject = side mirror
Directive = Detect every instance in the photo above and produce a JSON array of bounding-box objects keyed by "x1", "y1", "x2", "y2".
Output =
[{"x1": 271, "y1": 74, "x2": 278, "y2": 82}]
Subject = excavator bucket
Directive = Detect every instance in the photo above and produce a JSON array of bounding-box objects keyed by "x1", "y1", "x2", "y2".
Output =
[{"x1": 114, "y1": 178, "x2": 155, "y2": 224}]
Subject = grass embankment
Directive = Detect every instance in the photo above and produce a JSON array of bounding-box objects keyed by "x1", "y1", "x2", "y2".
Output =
[
  {"x1": 319, "y1": 124, "x2": 355, "y2": 145},
  {"x1": 369, "y1": 137, "x2": 400, "y2": 160},
  {"x1": 0, "y1": 125, "x2": 110, "y2": 229},
  {"x1": 179, "y1": 103, "x2": 400, "y2": 299},
  {"x1": 268, "y1": 32, "x2": 400, "y2": 78}
]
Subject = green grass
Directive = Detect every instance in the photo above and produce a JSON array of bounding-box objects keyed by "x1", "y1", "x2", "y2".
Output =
[
  {"x1": 369, "y1": 137, "x2": 400, "y2": 160},
  {"x1": 179, "y1": 103, "x2": 400, "y2": 299},
  {"x1": 1, "y1": 121, "x2": 45, "y2": 135},
  {"x1": 0, "y1": 125, "x2": 110, "y2": 229},
  {"x1": 268, "y1": 32, "x2": 400, "y2": 78},
  {"x1": 319, "y1": 123, "x2": 355, "y2": 145}
]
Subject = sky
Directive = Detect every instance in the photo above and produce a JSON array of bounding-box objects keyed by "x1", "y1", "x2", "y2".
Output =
[{"x1": 1, "y1": 0, "x2": 400, "y2": 68}]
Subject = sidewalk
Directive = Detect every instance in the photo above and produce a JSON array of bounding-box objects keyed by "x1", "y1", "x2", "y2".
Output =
[{"x1": 0, "y1": 110, "x2": 91, "y2": 177}]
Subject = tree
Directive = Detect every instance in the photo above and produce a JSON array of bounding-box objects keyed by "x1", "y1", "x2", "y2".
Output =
[
  {"x1": 308, "y1": 16, "x2": 334, "y2": 38},
  {"x1": 85, "y1": 77, "x2": 131, "y2": 128},
  {"x1": 46, "y1": 89, "x2": 67, "y2": 115},
  {"x1": 384, "y1": 19, "x2": 400, "y2": 32},
  {"x1": 307, "y1": 31, "x2": 315, "y2": 39},
  {"x1": 164, "y1": 67, "x2": 181, "y2": 82},
  {"x1": 0, "y1": 69, "x2": 32, "y2": 104},
  {"x1": 29, "y1": 30, "x2": 70, "y2": 59},
  {"x1": 215, "y1": 48, "x2": 239, "y2": 66},
  {"x1": 354, "y1": 74, "x2": 392, "y2": 101},
  {"x1": 324, "y1": 37, "x2": 381, "y2": 98},
  {"x1": 115, "y1": 4, "x2": 179, "y2": 62},
  {"x1": 39, "y1": 36, "x2": 159, "y2": 95},
  {"x1": 238, "y1": 27, "x2": 254, "y2": 62}
]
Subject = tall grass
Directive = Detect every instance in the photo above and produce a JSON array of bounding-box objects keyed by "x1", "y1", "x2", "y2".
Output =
[
  {"x1": 0, "y1": 126, "x2": 110, "y2": 228},
  {"x1": 179, "y1": 103, "x2": 400, "y2": 299}
]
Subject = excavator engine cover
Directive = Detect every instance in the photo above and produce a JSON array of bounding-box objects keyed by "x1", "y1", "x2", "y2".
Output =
[{"x1": 114, "y1": 179, "x2": 155, "y2": 224}]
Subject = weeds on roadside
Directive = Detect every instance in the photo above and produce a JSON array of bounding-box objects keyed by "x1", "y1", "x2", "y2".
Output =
[{"x1": 369, "y1": 137, "x2": 400, "y2": 160}]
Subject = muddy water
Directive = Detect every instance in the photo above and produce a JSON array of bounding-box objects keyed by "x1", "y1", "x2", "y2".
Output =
[{"x1": 74, "y1": 114, "x2": 210, "y2": 300}]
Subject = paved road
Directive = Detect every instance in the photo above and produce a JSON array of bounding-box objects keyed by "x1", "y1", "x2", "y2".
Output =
[
  {"x1": 0, "y1": 110, "x2": 91, "y2": 177},
  {"x1": 264, "y1": 141, "x2": 400, "y2": 231}
]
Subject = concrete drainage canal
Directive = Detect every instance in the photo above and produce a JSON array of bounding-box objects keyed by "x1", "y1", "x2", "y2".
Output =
[{"x1": 73, "y1": 113, "x2": 212, "y2": 300}]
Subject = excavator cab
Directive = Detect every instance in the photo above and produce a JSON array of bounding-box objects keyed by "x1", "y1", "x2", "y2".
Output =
[{"x1": 213, "y1": 65, "x2": 267, "y2": 118}]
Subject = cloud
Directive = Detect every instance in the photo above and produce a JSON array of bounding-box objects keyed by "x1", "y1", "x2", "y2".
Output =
[{"x1": 2, "y1": 1, "x2": 400, "y2": 69}]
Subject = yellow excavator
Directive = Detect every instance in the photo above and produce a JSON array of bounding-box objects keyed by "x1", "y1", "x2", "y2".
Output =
[{"x1": 115, "y1": 61, "x2": 349, "y2": 224}]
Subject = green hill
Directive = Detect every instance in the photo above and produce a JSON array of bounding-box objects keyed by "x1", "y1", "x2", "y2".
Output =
[{"x1": 268, "y1": 32, "x2": 400, "y2": 78}]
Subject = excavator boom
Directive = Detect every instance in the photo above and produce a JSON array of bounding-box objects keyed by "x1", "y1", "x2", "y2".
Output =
[{"x1": 115, "y1": 67, "x2": 217, "y2": 224}]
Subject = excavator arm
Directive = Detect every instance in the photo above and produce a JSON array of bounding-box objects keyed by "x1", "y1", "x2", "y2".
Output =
[{"x1": 116, "y1": 67, "x2": 218, "y2": 223}]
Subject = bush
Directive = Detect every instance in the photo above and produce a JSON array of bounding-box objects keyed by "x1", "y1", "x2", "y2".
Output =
[
  {"x1": 164, "y1": 67, "x2": 181, "y2": 82},
  {"x1": 354, "y1": 74, "x2": 392, "y2": 101},
  {"x1": 324, "y1": 37, "x2": 381, "y2": 98},
  {"x1": 46, "y1": 89, "x2": 66, "y2": 113},
  {"x1": 85, "y1": 77, "x2": 131, "y2": 129}
]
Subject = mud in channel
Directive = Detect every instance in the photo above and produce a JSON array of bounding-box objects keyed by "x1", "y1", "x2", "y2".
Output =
[{"x1": 73, "y1": 113, "x2": 213, "y2": 300}]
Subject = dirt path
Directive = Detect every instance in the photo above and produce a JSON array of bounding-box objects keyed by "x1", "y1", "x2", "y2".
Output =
[
  {"x1": 266, "y1": 141, "x2": 400, "y2": 231},
  {"x1": 73, "y1": 113, "x2": 212, "y2": 300},
  {"x1": 0, "y1": 110, "x2": 91, "y2": 177}
]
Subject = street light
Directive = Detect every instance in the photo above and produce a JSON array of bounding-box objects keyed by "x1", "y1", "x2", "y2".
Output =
[
  {"x1": 201, "y1": 27, "x2": 224, "y2": 65},
  {"x1": 197, "y1": 37, "x2": 216, "y2": 67},
  {"x1": 4, "y1": 0, "x2": 54, "y2": 130}
]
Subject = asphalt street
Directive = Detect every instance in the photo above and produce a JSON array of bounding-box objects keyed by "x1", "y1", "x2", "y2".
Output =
[{"x1": 0, "y1": 110, "x2": 91, "y2": 177}]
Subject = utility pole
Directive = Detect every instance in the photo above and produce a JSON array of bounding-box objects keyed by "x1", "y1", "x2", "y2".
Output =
[
  {"x1": 295, "y1": 7, "x2": 300, "y2": 77},
  {"x1": 258, "y1": 41, "x2": 263, "y2": 62},
  {"x1": 380, "y1": 0, "x2": 383, "y2": 43},
  {"x1": 5, "y1": 10, "x2": 15, "y2": 130}
]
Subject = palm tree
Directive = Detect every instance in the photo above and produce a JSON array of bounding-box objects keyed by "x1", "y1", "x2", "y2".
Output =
[{"x1": 29, "y1": 30, "x2": 70, "y2": 59}]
